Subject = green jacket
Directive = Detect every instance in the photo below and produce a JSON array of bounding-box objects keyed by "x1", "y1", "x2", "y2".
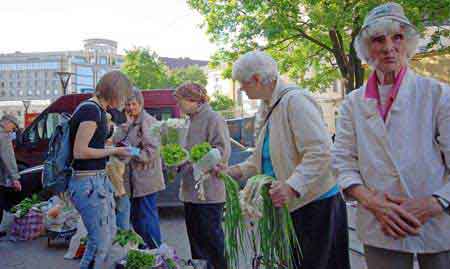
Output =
[{"x1": 0, "y1": 125, "x2": 20, "y2": 186}]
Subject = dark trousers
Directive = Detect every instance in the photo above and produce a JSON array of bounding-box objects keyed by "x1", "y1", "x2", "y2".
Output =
[
  {"x1": 291, "y1": 194, "x2": 350, "y2": 269},
  {"x1": 130, "y1": 193, "x2": 162, "y2": 249},
  {"x1": 184, "y1": 202, "x2": 227, "y2": 269}
]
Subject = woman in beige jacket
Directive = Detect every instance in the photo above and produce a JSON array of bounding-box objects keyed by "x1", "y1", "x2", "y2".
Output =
[
  {"x1": 113, "y1": 89, "x2": 165, "y2": 248},
  {"x1": 227, "y1": 51, "x2": 349, "y2": 269},
  {"x1": 332, "y1": 3, "x2": 450, "y2": 268}
]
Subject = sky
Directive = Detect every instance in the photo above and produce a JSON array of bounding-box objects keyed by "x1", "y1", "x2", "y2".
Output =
[{"x1": 0, "y1": 0, "x2": 218, "y2": 60}]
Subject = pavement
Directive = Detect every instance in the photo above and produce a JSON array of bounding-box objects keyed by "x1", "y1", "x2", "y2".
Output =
[{"x1": 0, "y1": 207, "x2": 369, "y2": 269}]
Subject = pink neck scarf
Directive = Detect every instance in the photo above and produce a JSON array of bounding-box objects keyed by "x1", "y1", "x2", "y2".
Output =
[{"x1": 365, "y1": 67, "x2": 407, "y2": 121}]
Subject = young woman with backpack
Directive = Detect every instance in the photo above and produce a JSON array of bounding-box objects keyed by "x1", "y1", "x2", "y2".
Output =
[{"x1": 68, "y1": 71, "x2": 133, "y2": 269}]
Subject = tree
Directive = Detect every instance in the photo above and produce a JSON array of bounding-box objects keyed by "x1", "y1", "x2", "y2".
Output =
[
  {"x1": 188, "y1": 0, "x2": 450, "y2": 93},
  {"x1": 210, "y1": 91, "x2": 235, "y2": 111},
  {"x1": 168, "y1": 65, "x2": 208, "y2": 88},
  {"x1": 121, "y1": 48, "x2": 170, "y2": 89}
]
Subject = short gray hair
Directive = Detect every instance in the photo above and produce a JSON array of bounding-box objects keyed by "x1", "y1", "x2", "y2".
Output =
[
  {"x1": 354, "y1": 22, "x2": 419, "y2": 68},
  {"x1": 126, "y1": 88, "x2": 144, "y2": 106},
  {"x1": 232, "y1": 51, "x2": 278, "y2": 84}
]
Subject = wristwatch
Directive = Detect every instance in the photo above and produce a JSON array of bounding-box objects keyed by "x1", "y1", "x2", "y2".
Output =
[{"x1": 433, "y1": 195, "x2": 450, "y2": 215}]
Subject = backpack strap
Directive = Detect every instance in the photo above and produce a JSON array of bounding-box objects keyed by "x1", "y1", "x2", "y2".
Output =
[{"x1": 71, "y1": 100, "x2": 103, "y2": 124}]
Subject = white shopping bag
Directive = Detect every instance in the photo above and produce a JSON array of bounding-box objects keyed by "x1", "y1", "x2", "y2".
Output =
[
  {"x1": 193, "y1": 148, "x2": 222, "y2": 200},
  {"x1": 64, "y1": 218, "x2": 88, "y2": 259}
]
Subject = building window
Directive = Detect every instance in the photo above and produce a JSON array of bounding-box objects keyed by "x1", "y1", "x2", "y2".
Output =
[
  {"x1": 0, "y1": 81, "x2": 4, "y2": 88},
  {"x1": 0, "y1": 90, "x2": 5, "y2": 97},
  {"x1": 46, "y1": 89, "x2": 51, "y2": 95},
  {"x1": 34, "y1": 80, "x2": 38, "y2": 87},
  {"x1": 18, "y1": 90, "x2": 24, "y2": 96},
  {"x1": 9, "y1": 81, "x2": 14, "y2": 88},
  {"x1": 35, "y1": 90, "x2": 41, "y2": 96},
  {"x1": 27, "y1": 89, "x2": 33, "y2": 96},
  {"x1": 54, "y1": 89, "x2": 59, "y2": 95},
  {"x1": 99, "y1": 56, "x2": 108, "y2": 65},
  {"x1": 17, "y1": 81, "x2": 21, "y2": 87}
]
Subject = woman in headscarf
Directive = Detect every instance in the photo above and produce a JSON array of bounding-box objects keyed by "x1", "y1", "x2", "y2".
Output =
[
  {"x1": 174, "y1": 82, "x2": 230, "y2": 269},
  {"x1": 332, "y1": 3, "x2": 450, "y2": 268}
]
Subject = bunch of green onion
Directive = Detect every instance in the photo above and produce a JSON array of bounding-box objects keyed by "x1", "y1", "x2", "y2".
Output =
[{"x1": 219, "y1": 173, "x2": 248, "y2": 269}]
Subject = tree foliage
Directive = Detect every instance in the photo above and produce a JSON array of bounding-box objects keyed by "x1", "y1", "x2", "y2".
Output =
[
  {"x1": 168, "y1": 65, "x2": 208, "y2": 88},
  {"x1": 210, "y1": 91, "x2": 235, "y2": 111},
  {"x1": 188, "y1": 0, "x2": 450, "y2": 92},
  {"x1": 122, "y1": 48, "x2": 210, "y2": 90},
  {"x1": 121, "y1": 48, "x2": 170, "y2": 89}
]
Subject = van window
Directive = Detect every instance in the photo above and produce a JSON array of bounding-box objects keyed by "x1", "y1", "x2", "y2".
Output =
[
  {"x1": 145, "y1": 107, "x2": 173, "y2": 121},
  {"x1": 24, "y1": 112, "x2": 63, "y2": 143}
]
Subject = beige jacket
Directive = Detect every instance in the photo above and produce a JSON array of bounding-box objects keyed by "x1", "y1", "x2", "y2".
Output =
[
  {"x1": 179, "y1": 103, "x2": 231, "y2": 204},
  {"x1": 332, "y1": 69, "x2": 450, "y2": 253},
  {"x1": 234, "y1": 79, "x2": 336, "y2": 212},
  {"x1": 113, "y1": 111, "x2": 165, "y2": 198}
]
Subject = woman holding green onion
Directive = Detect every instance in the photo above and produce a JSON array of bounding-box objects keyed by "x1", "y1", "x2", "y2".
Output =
[
  {"x1": 226, "y1": 51, "x2": 350, "y2": 269},
  {"x1": 174, "y1": 82, "x2": 231, "y2": 269}
]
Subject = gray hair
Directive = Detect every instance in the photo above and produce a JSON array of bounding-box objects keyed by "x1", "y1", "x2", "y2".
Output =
[
  {"x1": 354, "y1": 19, "x2": 419, "y2": 68},
  {"x1": 232, "y1": 51, "x2": 279, "y2": 85},
  {"x1": 126, "y1": 88, "x2": 144, "y2": 106}
]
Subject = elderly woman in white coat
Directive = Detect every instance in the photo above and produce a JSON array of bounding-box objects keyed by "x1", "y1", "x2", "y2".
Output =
[{"x1": 332, "y1": 3, "x2": 450, "y2": 269}]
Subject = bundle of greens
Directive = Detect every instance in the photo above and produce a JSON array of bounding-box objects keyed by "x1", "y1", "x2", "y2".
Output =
[
  {"x1": 125, "y1": 250, "x2": 156, "y2": 269},
  {"x1": 113, "y1": 229, "x2": 144, "y2": 248},
  {"x1": 161, "y1": 144, "x2": 188, "y2": 167},
  {"x1": 219, "y1": 173, "x2": 248, "y2": 269},
  {"x1": 161, "y1": 143, "x2": 189, "y2": 182},
  {"x1": 11, "y1": 194, "x2": 41, "y2": 218},
  {"x1": 247, "y1": 175, "x2": 301, "y2": 268},
  {"x1": 190, "y1": 142, "x2": 212, "y2": 162}
]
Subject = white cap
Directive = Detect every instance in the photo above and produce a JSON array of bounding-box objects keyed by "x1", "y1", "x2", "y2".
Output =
[{"x1": 361, "y1": 2, "x2": 416, "y2": 32}]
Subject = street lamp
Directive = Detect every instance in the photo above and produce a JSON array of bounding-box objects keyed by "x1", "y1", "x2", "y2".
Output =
[
  {"x1": 22, "y1": 100, "x2": 31, "y2": 115},
  {"x1": 55, "y1": 71, "x2": 74, "y2": 95}
]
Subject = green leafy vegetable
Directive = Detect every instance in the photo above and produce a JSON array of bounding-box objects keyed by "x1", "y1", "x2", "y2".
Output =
[
  {"x1": 190, "y1": 142, "x2": 212, "y2": 162},
  {"x1": 161, "y1": 144, "x2": 188, "y2": 166},
  {"x1": 125, "y1": 250, "x2": 156, "y2": 269},
  {"x1": 11, "y1": 194, "x2": 41, "y2": 218},
  {"x1": 114, "y1": 229, "x2": 144, "y2": 247}
]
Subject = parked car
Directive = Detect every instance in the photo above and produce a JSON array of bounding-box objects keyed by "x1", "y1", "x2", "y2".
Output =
[{"x1": 12, "y1": 91, "x2": 253, "y2": 208}]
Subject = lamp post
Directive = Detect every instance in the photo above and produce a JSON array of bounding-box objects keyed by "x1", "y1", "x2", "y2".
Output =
[
  {"x1": 22, "y1": 100, "x2": 31, "y2": 115},
  {"x1": 55, "y1": 71, "x2": 74, "y2": 95},
  {"x1": 22, "y1": 100, "x2": 31, "y2": 127}
]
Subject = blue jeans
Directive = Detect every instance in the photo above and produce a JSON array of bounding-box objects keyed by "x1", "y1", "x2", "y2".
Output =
[
  {"x1": 115, "y1": 195, "x2": 131, "y2": 230},
  {"x1": 69, "y1": 172, "x2": 116, "y2": 269},
  {"x1": 130, "y1": 193, "x2": 161, "y2": 249}
]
